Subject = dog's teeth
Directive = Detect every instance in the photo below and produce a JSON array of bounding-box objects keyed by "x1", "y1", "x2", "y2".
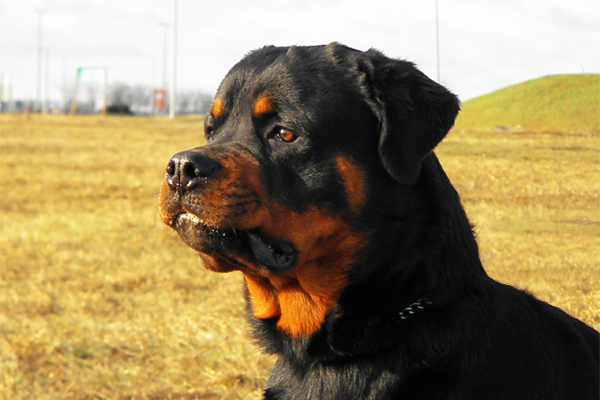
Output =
[
  {"x1": 177, "y1": 213, "x2": 233, "y2": 237},
  {"x1": 179, "y1": 213, "x2": 202, "y2": 225}
]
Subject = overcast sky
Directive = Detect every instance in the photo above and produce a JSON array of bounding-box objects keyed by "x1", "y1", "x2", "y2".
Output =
[{"x1": 1, "y1": 0, "x2": 598, "y2": 103}]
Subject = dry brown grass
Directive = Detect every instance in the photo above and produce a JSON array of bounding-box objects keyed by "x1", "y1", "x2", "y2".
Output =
[
  {"x1": 1, "y1": 115, "x2": 598, "y2": 399},
  {"x1": 437, "y1": 128, "x2": 599, "y2": 325}
]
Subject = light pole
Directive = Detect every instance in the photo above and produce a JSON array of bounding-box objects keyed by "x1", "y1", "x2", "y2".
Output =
[
  {"x1": 169, "y1": 0, "x2": 178, "y2": 120},
  {"x1": 435, "y1": 0, "x2": 441, "y2": 83},
  {"x1": 159, "y1": 22, "x2": 170, "y2": 91},
  {"x1": 43, "y1": 49, "x2": 49, "y2": 114},
  {"x1": 35, "y1": 8, "x2": 46, "y2": 113}
]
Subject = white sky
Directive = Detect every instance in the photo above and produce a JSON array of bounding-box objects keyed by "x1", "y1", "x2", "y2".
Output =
[{"x1": 1, "y1": 0, "x2": 598, "y2": 103}]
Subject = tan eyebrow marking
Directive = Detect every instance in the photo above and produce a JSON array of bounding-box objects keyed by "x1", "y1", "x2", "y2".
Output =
[
  {"x1": 253, "y1": 95, "x2": 276, "y2": 117},
  {"x1": 211, "y1": 98, "x2": 226, "y2": 118}
]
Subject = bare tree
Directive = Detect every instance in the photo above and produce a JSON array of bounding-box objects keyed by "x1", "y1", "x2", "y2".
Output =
[
  {"x1": 108, "y1": 83, "x2": 130, "y2": 106},
  {"x1": 129, "y1": 85, "x2": 152, "y2": 113},
  {"x1": 177, "y1": 91, "x2": 194, "y2": 114},
  {"x1": 106, "y1": 82, "x2": 211, "y2": 115},
  {"x1": 195, "y1": 92, "x2": 213, "y2": 114}
]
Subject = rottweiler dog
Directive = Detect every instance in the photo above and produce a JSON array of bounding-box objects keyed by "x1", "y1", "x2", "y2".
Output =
[{"x1": 159, "y1": 43, "x2": 599, "y2": 399}]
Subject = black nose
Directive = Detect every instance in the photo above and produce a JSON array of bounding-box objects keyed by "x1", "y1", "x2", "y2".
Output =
[{"x1": 165, "y1": 151, "x2": 219, "y2": 190}]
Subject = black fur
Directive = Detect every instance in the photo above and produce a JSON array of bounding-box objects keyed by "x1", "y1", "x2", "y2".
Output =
[{"x1": 163, "y1": 43, "x2": 599, "y2": 399}]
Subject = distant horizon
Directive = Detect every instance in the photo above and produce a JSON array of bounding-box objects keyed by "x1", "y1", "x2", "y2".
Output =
[
  {"x1": 4, "y1": 71, "x2": 597, "y2": 111},
  {"x1": 466, "y1": 71, "x2": 599, "y2": 100}
]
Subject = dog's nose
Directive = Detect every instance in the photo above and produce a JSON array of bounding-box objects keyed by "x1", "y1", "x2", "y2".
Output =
[{"x1": 166, "y1": 151, "x2": 219, "y2": 190}]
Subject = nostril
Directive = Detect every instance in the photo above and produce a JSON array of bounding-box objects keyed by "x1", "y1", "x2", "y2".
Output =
[
  {"x1": 165, "y1": 150, "x2": 220, "y2": 190},
  {"x1": 166, "y1": 160, "x2": 178, "y2": 188},
  {"x1": 182, "y1": 162, "x2": 194, "y2": 179},
  {"x1": 188, "y1": 160, "x2": 215, "y2": 180},
  {"x1": 182, "y1": 162, "x2": 201, "y2": 183},
  {"x1": 166, "y1": 160, "x2": 176, "y2": 177}
]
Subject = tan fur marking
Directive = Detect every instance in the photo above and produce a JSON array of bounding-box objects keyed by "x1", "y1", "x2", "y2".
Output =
[
  {"x1": 253, "y1": 95, "x2": 275, "y2": 117},
  {"x1": 245, "y1": 274, "x2": 281, "y2": 319},
  {"x1": 242, "y1": 207, "x2": 365, "y2": 338},
  {"x1": 335, "y1": 156, "x2": 367, "y2": 212},
  {"x1": 211, "y1": 98, "x2": 226, "y2": 118}
]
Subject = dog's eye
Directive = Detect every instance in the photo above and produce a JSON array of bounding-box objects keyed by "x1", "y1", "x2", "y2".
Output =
[
  {"x1": 205, "y1": 126, "x2": 217, "y2": 140},
  {"x1": 274, "y1": 128, "x2": 297, "y2": 143},
  {"x1": 205, "y1": 117, "x2": 216, "y2": 139}
]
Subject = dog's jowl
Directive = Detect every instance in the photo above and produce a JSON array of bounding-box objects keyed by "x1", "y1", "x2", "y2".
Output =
[{"x1": 159, "y1": 43, "x2": 599, "y2": 400}]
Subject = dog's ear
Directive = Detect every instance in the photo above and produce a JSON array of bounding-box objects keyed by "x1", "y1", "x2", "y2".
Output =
[{"x1": 356, "y1": 49, "x2": 460, "y2": 185}]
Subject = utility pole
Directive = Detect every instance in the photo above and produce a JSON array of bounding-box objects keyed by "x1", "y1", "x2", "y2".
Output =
[
  {"x1": 435, "y1": 0, "x2": 441, "y2": 83},
  {"x1": 169, "y1": 0, "x2": 178, "y2": 120},
  {"x1": 159, "y1": 22, "x2": 169, "y2": 90},
  {"x1": 151, "y1": 55, "x2": 156, "y2": 89},
  {"x1": 43, "y1": 49, "x2": 49, "y2": 114},
  {"x1": 35, "y1": 8, "x2": 46, "y2": 113}
]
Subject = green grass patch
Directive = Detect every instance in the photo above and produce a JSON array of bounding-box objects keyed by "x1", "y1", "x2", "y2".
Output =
[{"x1": 454, "y1": 74, "x2": 600, "y2": 134}]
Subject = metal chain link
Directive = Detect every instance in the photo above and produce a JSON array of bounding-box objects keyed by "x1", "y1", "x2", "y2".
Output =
[{"x1": 393, "y1": 299, "x2": 433, "y2": 323}]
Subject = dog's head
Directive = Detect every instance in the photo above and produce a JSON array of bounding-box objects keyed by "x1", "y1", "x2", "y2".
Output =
[{"x1": 159, "y1": 43, "x2": 459, "y2": 338}]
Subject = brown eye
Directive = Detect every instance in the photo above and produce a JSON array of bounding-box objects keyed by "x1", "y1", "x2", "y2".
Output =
[
  {"x1": 276, "y1": 129, "x2": 296, "y2": 143},
  {"x1": 204, "y1": 115, "x2": 216, "y2": 138}
]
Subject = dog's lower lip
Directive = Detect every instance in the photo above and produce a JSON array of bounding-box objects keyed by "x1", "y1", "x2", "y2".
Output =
[
  {"x1": 174, "y1": 213, "x2": 230, "y2": 235},
  {"x1": 247, "y1": 231, "x2": 297, "y2": 273},
  {"x1": 174, "y1": 212, "x2": 203, "y2": 227},
  {"x1": 173, "y1": 213, "x2": 297, "y2": 272}
]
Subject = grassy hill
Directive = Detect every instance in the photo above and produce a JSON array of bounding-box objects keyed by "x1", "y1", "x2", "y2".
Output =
[{"x1": 453, "y1": 74, "x2": 599, "y2": 134}]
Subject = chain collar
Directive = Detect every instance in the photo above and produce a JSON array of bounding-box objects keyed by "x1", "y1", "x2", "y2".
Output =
[{"x1": 387, "y1": 299, "x2": 433, "y2": 327}]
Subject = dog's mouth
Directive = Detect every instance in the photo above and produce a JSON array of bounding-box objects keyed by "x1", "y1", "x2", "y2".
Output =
[{"x1": 171, "y1": 213, "x2": 297, "y2": 273}]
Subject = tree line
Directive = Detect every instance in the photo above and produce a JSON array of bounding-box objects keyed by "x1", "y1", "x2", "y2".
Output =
[
  {"x1": 106, "y1": 83, "x2": 214, "y2": 115},
  {"x1": 0, "y1": 82, "x2": 214, "y2": 115}
]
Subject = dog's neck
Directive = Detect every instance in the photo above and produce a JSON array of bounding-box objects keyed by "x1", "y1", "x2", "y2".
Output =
[{"x1": 252, "y1": 154, "x2": 489, "y2": 361}]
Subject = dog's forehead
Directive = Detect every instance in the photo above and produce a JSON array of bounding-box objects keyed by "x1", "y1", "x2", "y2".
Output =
[
  {"x1": 218, "y1": 48, "x2": 305, "y2": 102},
  {"x1": 214, "y1": 45, "x2": 357, "y2": 114}
]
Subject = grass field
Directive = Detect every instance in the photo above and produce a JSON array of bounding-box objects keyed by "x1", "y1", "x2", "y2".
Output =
[{"x1": 1, "y1": 113, "x2": 599, "y2": 399}]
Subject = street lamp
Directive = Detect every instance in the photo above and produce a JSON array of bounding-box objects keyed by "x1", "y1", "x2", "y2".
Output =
[
  {"x1": 435, "y1": 0, "x2": 441, "y2": 83},
  {"x1": 169, "y1": 0, "x2": 178, "y2": 120},
  {"x1": 159, "y1": 22, "x2": 170, "y2": 91},
  {"x1": 35, "y1": 8, "x2": 46, "y2": 113}
]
